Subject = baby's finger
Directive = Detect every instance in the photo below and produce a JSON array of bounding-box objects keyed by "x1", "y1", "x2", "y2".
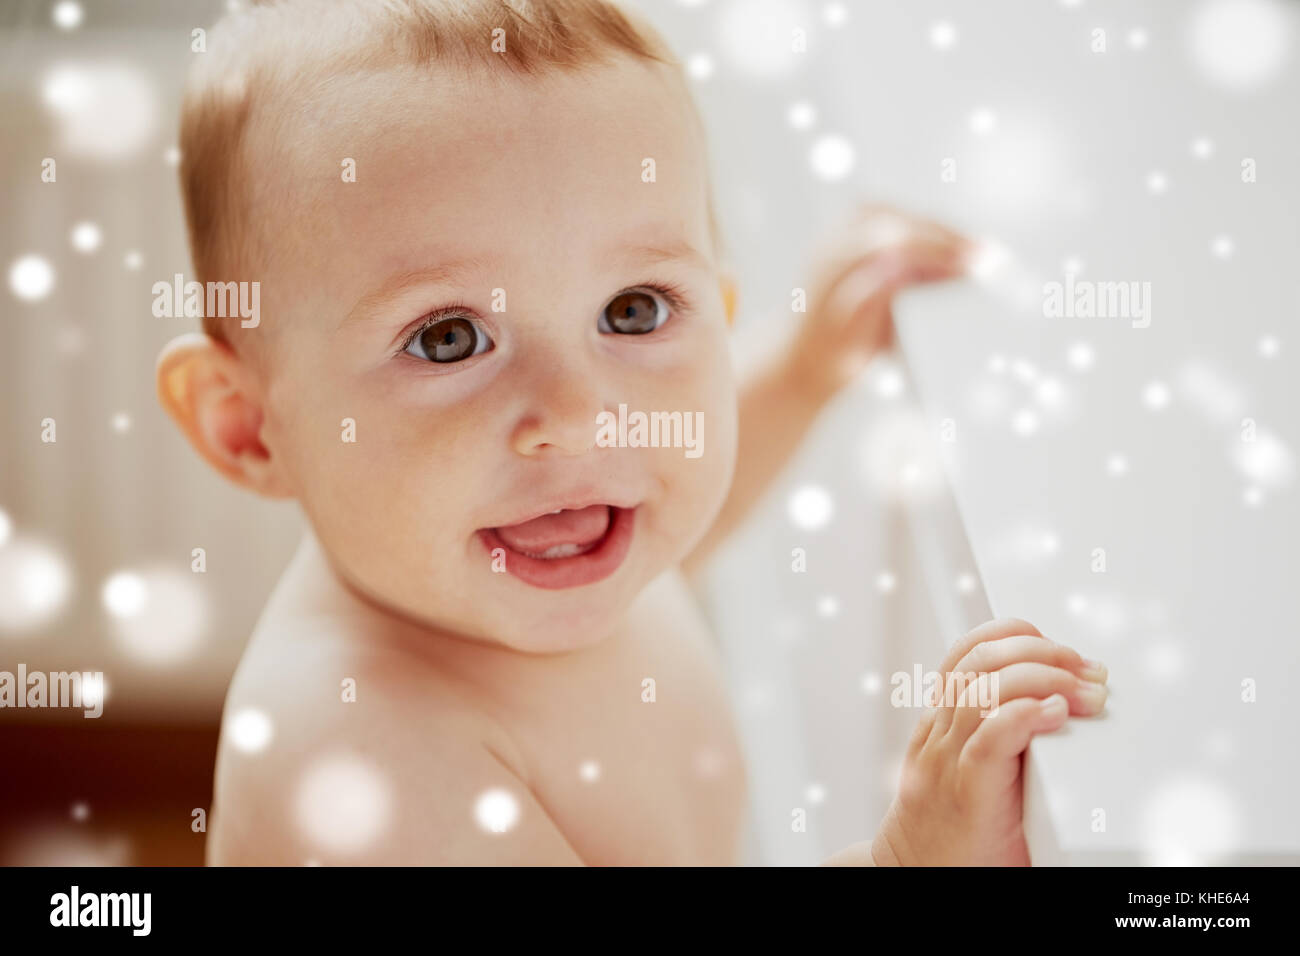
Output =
[
  {"x1": 814, "y1": 216, "x2": 965, "y2": 287},
  {"x1": 932, "y1": 634, "x2": 1099, "y2": 736},
  {"x1": 944, "y1": 661, "x2": 1106, "y2": 746},
  {"x1": 955, "y1": 694, "x2": 1068, "y2": 802},
  {"x1": 811, "y1": 241, "x2": 961, "y2": 339},
  {"x1": 876, "y1": 237, "x2": 969, "y2": 285},
  {"x1": 851, "y1": 203, "x2": 971, "y2": 249},
  {"x1": 822, "y1": 240, "x2": 965, "y2": 325},
  {"x1": 929, "y1": 618, "x2": 1047, "y2": 735},
  {"x1": 950, "y1": 634, "x2": 1106, "y2": 685},
  {"x1": 896, "y1": 215, "x2": 973, "y2": 254},
  {"x1": 938, "y1": 618, "x2": 1044, "y2": 678},
  {"x1": 905, "y1": 706, "x2": 941, "y2": 761}
]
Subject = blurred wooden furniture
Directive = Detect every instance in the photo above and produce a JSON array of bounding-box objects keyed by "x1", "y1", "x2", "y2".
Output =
[{"x1": 0, "y1": 713, "x2": 218, "y2": 866}]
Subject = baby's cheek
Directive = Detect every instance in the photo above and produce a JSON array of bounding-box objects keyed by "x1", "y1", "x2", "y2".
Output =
[
  {"x1": 318, "y1": 462, "x2": 463, "y2": 613},
  {"x1": 660, "y1": 323, "x2": 734, "y2": 407},
  {"x1": 695, "y1": 342, "x2": 739, "y2": 467},
  {"x1": 290, "y1": 420, "x2": 450, "y2": 563},
  {"x1": 661, "y1": 356, "x2": 738, "y2": 539}
]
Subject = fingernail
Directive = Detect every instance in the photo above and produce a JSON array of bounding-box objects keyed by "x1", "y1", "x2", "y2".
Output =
[
  {"x1": 1075, "y1": 679, "x2": 1108, "y2": 711},
  {"x1": 1079, "y1": 659, "x2": 1108, "y2": 682},
  {"x1": 1041, "y1": 693, "x2": 1068, "y2": 718}
]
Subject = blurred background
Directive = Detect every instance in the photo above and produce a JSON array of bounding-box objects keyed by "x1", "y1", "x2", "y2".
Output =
[{"x1": 2, "y1": 0, "x2": 1296, "y2": 865}]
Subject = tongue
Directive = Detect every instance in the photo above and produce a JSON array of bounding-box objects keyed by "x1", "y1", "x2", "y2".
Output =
[{"x1": 495, "y1": 505, "x2": 612, "y2": 556}]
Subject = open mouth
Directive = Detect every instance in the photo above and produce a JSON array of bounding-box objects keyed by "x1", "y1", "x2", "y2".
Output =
[{"x1": 478, "y1": 504, "x2": 636, "y2": 590}]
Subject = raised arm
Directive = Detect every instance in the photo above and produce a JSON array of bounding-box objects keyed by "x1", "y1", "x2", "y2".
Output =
[{"x1": 683, "y1": 206, "x2": 972, "y2": 578}]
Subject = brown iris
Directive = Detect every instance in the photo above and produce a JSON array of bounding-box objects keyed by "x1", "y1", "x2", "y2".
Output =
[
  {"x1": 418, "y1": 317, "x2": 477, "y2": 362},
  {"x1": 602, "y1": 290, "x2": 660, "y2": 334}
]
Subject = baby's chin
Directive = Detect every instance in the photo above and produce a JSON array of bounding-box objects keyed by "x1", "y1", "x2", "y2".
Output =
[
  {"x1": 476, "y1": 599, "x2": 635, "y2": 654},
  {"x1": 466, "y1": 517, "x2": 661, "y2": 652},
  {"x1": 414, "y1": 568, "x2": 652, "y2": 655}
]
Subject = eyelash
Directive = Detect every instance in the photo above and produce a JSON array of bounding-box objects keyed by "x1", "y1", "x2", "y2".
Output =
[
  {"x1": 638, "y1": 279, "x2": 691, "y2": 317},
  {"x1": 397, "y1": 300, "x2": 474, "y2": 356},
  {"x1": 395, "y1": 280, "x2": 693, "y2": 356}
]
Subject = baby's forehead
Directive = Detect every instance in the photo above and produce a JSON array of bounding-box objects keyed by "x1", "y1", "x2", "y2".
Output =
[
  {"x1": 250, "y1": 58, "x2": 714, "y2": 302},
  {"x1": 254, "y1": 58, "x2": 702, "y2": 199}
]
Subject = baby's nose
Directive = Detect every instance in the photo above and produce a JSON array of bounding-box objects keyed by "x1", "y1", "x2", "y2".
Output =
[{"x1": 510, "y1": 366, "x2": 606, "y2": 457}]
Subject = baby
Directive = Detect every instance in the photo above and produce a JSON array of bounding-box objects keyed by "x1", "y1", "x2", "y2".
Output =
[{"x1": 156, "y1": 0, "x2": 1108, "y2": 865}]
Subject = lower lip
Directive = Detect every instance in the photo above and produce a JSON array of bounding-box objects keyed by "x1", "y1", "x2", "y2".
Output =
[{"x1": 478, "y1": 506, "x2": 637, "y2": 590}]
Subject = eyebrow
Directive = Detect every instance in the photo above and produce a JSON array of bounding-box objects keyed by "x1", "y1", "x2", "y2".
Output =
[
  {"x1": 341, "y1": 256, "x2": 493, "y2": 329},
  {"x1": 608, "y1": 237, "x2": 713, "y2": 273},
  {"x1": 342, "y1": 235, "x2": 712, "y2": 328}
]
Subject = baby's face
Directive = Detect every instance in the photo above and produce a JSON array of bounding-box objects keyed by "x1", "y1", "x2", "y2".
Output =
[{"x1": 247, "y1": 57, "x2": 736, "y2": 651}]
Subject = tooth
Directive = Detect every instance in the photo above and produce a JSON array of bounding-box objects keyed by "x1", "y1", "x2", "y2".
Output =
[
  {"x1": 520, "y1": 539, "x2": 603, "y2": 559},
  {"x1": 524, "y1": 543, "x2": 585, "y2": 559}
]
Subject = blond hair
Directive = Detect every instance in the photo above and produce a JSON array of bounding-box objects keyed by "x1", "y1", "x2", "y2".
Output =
[{"x1": 179, "y1": 0, "x2": 722, "y2": 345}]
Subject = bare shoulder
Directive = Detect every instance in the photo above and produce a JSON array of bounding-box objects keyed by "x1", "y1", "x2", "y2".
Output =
[{"x1": 207, "y1": 599, "x2": 581, "y2": 865}]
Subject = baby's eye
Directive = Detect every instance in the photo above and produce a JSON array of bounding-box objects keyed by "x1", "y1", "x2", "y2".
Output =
[
  {"x1": 598, "y1": 287, "x2": 671, "y2": 335},
  {"x1": 404, "y1": 315, "x2": 493, "y2": 363}
]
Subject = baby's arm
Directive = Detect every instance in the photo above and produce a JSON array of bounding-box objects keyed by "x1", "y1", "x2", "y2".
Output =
[
  {"x1": 822, "y1": 618, "x2": 1108, "y2": 866},
  {"x1": 216, "y1": 738, "x2": 583, "y2": 866},
  {"x1": 682, "y1": 206, "x2": 971, "y2": 576},
  {"x1": 210, "y1": 647, "x2": 585, "y2": 866}
]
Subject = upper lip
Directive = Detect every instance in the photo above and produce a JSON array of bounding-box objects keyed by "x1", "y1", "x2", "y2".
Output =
[{"x1": 486, "y1": 495, "x2": 640, "y2": 530}]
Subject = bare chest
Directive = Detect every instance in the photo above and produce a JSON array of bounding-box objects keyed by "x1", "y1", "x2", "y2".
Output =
[{"x1": 490, "y1": 575, "x2": 750, "y2": 865}]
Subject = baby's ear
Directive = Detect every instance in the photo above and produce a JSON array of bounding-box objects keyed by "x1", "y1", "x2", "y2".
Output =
[
  {"x1": 719, "y1": 272, "x2": 738, "y2": 328},
  {"x1": 155, "y1": 332, "x2": 294, "y2": 498}
]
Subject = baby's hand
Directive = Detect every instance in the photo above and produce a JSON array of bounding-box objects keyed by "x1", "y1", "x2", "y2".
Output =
[
  {"x1": 872, "y1": 618, "x2": 1108, "y2": 866},
  {"x1": 790, "y1": 204, "x2": 972, "y2": 399}
]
